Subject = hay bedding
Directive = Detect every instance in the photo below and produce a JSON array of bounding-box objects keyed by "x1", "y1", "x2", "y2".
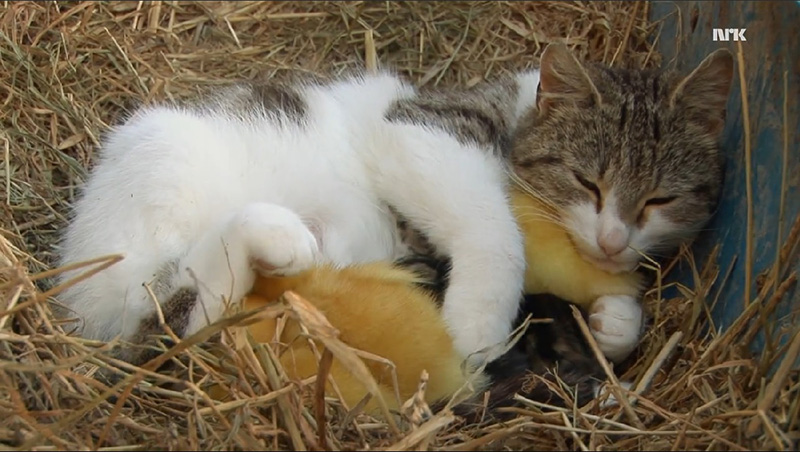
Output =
[{"x1": 0, "y1": 1, "x2": 797, "y2": 450}]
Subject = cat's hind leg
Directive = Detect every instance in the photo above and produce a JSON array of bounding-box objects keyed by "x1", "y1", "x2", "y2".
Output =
[{"x1": 118, "y1": 202, "x2": 320, "y2": 367}]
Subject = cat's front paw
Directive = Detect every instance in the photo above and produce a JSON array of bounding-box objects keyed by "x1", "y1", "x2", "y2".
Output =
[
  {"x1": 443, "y1": 297, "x2": 516, "y2": 368},
  {"x1": 588, "y1": 295, "x2": 642, "y2": 363},
  {"x1": 234, "y1": 203, "x2": 320, "y2": 276}
]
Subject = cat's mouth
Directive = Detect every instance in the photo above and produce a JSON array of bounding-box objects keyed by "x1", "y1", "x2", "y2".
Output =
[
  {"x1": 562, "y1": 208, "x2": 640, "y2": 274},
  {"x1": 565, "y1": 232, "x2": 636, "y2": 274}
]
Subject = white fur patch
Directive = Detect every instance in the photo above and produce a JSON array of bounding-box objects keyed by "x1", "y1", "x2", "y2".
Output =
[
  {"x1": 370, "y1": 124, "x2": 526, "y2": 358},
  {"x1": 513, "y1": 70, "x2": 541, "y2": 126},
  {"x1": 589, "y1": 294, "x2": 643, "y2": 363}
]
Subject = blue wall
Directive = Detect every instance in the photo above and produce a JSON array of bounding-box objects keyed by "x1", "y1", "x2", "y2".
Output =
[{"x1": 649, "y1": 1, "x2": 799, "y2": 356}]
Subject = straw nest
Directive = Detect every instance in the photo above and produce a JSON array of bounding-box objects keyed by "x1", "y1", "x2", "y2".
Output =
[{"x1": 1, "y1": 1, "x2": 798, "y2": 450}]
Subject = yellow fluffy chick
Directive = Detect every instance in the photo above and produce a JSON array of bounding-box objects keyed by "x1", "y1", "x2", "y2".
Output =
[
  {"x1": 226, "y1": 262, "x2": 485, "y2": 414},
  {"x1": 215, "y1": 186, "x2": 643, "y2": 414}
]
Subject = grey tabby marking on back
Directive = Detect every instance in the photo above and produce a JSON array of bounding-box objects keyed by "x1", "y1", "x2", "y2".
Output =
[
  {"x1": 251, "y1": 83, "x2": 308, "y2": 121},
  {"x1": 386, "y1": 76, "x2": 520, "y2": 157},
  {"x1": 191, "y1": 80, "x2": 310, "y2": 125}
]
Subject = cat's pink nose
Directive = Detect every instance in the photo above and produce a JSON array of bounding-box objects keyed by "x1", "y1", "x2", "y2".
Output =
[{"x1": 598, "y1": 227, "x2": 629, "y2": 256}]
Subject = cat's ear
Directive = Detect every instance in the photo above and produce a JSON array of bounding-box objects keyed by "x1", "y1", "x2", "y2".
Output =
[
  {"x1": 536, "y1": 43, "x2": 602, "y2": 115},
  {"x1": 669, "y1": 48, "x2": 734, "y2": 136}
]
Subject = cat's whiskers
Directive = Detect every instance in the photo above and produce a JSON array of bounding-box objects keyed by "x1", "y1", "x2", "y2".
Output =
[
  {"x1": 508, "y1": 171, "x2": 562, "y2": 213},
  {"x1": 649, "y1": 232, "x2": 700, "y2": 250},
  {"x1": 628, "y1": 246, "x2": 661, "y2": 260},
  {"x1": 514, "y1": 211, "x2": 568, "y2": 229},
  {"x1": 628, "y1": 242, "x2": 682, "y2": 269}
]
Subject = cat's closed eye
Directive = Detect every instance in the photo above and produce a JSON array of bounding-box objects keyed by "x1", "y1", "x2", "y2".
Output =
[
  {"x1": 573, "y1": 172, "x2": 601, "y2": 204},
  {"x1": 637, "y1": 195, "x2": 678, "y2": 224},
  {"x1": 644, "y1": 195, "x2": 677, "y2": 207},
  {"x1": 573, "y1": 173, "x2": 599, "y2": 196}
]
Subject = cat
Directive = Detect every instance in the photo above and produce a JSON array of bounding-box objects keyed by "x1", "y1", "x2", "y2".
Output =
[
  {"x1": 56, "y1": 57, "x2": 530, "y2": 367},
  {"x1": 230, "y1": 42, "x2": 734, "y2": 419},
  {"x1": 55, "y1": 42, "x2": 733, "y2": 380}
]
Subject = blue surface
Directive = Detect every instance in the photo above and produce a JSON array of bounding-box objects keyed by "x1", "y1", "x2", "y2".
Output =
[{"x1": 649, "y1": 1, "x2": 800, "y2": 356}]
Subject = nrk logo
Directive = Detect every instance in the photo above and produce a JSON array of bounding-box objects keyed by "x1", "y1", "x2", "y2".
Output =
[{"x1": 712, "y1": 28, "x2": 746, "y2": 42}]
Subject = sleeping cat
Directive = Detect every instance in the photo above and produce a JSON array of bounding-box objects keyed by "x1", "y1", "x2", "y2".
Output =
[
  {"x1": 57, "y1": 58, "x2": 530, "y2": 367},
  {"x1": 56, "y1": 43, "x2": 733, "y2": 376}
]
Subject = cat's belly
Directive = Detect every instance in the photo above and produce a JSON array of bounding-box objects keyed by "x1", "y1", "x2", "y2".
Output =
[
  {"x1": 248, "y1": 138, "x2": 405, "y2": 266},
  {"x1": 311, "y1": 201, "x2": 403, "y2": 266}
]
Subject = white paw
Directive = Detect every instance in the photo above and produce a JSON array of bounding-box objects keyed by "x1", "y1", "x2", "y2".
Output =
[
  {"x1": 594, "y1": 380, "x2": 634, "y2": 409},
  {"x1": 442, "y1": 293, "x2": 516, "y2": 369},
  {"x1": 180, "y1": 203, "x2": 320, "y2": 336},
  {"x1": 588, "y1": 295, "x2": 642, "y2": 363},
  {"x1": 234, "y1": 203, "x2": 320, "y2": 276}
]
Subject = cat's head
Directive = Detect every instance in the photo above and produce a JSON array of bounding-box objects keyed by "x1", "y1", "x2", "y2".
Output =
[{"x1": 512, "y1": 44, "x2": 734, "y2": 274}]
